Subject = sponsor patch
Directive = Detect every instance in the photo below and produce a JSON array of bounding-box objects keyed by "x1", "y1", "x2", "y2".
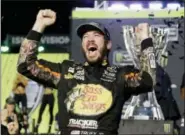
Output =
[
  {"x1": 74, "y1": 69, "x2": 85, "y2": 81},
  {"x1": 101, "y1": 67, "x2": 117, "y2": 82},
  {"x1": 148, "y1": 53, "x2": 156, "y2": 68},
  {"x1": 68, "y1": 119, "x2": 98, "y2": 129},
  {"x1": 65, "y1": 84, "x2": 113, "y2": 116},
  {"x1": 64, "y1": 73, "x2": 74, "y2": 79},
  {"x1": 68, "y1": 67, "x2": 75, "y2": 73}
]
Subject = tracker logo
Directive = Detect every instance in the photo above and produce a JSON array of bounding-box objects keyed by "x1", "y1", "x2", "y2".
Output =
[{"x1": 68, "y1": 119, "x2": 98, "y2": 129}]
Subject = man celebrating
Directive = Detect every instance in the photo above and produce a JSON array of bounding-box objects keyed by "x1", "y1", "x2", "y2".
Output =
[{"x1": 17, "y1": 9, "x2": 155, "y2": 134}]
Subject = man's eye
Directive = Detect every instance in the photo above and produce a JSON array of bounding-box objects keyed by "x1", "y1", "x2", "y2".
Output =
[
  {"x1": 83, "y1": 35, "x2": 88, "y2": 38},
  {"x1": 95, "y1": 34, "x2": 100, "y2": 37}
]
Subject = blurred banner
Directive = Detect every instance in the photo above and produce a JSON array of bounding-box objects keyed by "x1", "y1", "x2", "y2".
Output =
[
  {"x1": 3, "y1": 35, "x2": 71, "y2": 53},
  {"x1": 8, "y1": 35, "x2": 70, "y2": 45}
]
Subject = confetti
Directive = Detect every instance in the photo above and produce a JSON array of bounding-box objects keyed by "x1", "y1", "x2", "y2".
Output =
[
  {"x1": 171, "y1": 45, "x2": 176, "y2": 49},
  {"x1": 167, "y1": 50, "x2": 173, "y2": 56},
  {"x1": 179, "y1": 56, "x2": 184, "y2": 60},
  {"x1": 116, "y1": 19, "x2": 122, "y2": 23}
]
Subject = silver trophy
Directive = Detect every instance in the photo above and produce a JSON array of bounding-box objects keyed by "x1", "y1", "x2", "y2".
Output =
[{"x1": 121, "y1": 25, "x2": 174, "y2": 120}]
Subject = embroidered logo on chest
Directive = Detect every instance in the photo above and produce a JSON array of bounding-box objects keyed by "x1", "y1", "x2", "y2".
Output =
[
  {"x1": 100, "y1": 66, "x2": 117, "y2": 82},
  {"x1": 65, "y1": 84, "x2": 113, "y2": 116},
  {"x1": 74, "y1": 69, "x2": 85, "y2": 81},
  {"x1": 65, "y1": 66, "x2": 85, "y2": 81}
]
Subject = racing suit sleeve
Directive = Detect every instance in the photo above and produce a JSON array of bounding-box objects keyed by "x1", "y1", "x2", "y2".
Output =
[
  {"x1": 17, "y1": 30, "x2": 62, "y2": 89},
  {"x1": 180, "y1": 73, "x2": 185, "y2": 99},
  {"x1": 180, "y1": 73, "x2": 185, "y2": 89},
  {"x1": 121, "y1": 38, "x2": 155, "y2": 95}
]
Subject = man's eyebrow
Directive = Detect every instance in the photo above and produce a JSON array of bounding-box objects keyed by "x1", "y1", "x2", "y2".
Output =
[
  {"x1": 93, "y1": 31, "x2": 101, "y2": 35},
  {"x1": 83, "y1": 34, "x2": 88, "y2": 37}
]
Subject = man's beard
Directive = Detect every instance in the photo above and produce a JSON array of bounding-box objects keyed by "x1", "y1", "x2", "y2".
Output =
[{"x1": 82, "y1": 45, "x2": 108, "y2": 65}]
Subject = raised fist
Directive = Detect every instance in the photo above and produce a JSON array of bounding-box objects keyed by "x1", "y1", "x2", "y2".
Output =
[
  {"x1": 135, "y1": 23, "x2": 150, "y2": 42},
  {"x1": 36, "y1": 9, "x2": 56, "y2": 27}
]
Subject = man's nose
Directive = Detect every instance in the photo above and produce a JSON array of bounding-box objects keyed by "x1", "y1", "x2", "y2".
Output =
[{"x1": 87, "y1": 35, "x2": 95, "y2": 42}]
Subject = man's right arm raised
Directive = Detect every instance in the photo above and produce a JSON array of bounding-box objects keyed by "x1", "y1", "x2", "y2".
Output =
[{"x1": 17, "y1": 9, "x2": 61, "y2": 89}]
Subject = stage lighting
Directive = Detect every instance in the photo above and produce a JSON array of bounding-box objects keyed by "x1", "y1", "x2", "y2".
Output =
[
  {"x1": 108, "y1": 3, "x2": 128, "y2": 10},
  {"x1": 1, "y1": 46, "x2": 9, "y2": 52},
  {"x1": 167, "y1": 3, "x2": 181, "y2": 9},
  {"x1": 130, "y1": 4, "x2": 143, "y2": 10},
  {"x1": 38, "y1": 46, "x2": 45, "y2": 52},
  {"x1": 149, "y1": 2, "x2": 163, "y2": 10}
]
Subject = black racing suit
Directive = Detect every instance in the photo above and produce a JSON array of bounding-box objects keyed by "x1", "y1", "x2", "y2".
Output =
[{"x1": 17, "y1": 30, "x2": 154, "y2": 135}]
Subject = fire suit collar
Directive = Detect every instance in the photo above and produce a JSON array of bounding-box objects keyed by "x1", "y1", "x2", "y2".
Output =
[{"x1": 84, "y1": 59, "x2": 109, "y2": 67}]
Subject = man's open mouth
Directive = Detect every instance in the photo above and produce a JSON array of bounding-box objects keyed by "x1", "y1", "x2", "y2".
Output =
[
  {"x1": 88, "y1": 47, "x2": 97, "y2": 52},
  {"x1": 87, "y1": 45, "x2": 98, "y2": 52},
  {"x1": 86, "y1": 45, "x2": 98, "y2": 57}
]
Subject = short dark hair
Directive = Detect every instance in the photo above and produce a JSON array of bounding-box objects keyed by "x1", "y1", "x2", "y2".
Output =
[{"x1": 6, "y1": 97, "x2": 15, "y2": 105}]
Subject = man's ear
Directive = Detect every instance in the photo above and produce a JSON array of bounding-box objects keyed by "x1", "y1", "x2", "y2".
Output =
[{"x1": 107, "y1": 40, "x2": 112, "y2": 50}]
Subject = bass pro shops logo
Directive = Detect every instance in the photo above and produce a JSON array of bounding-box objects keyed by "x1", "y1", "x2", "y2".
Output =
[{"x1": 64, "y1": 84, "x2": 113, "y2": 116}]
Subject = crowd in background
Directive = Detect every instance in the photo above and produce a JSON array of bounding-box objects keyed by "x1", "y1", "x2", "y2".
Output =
[{"x1": 1, "y1": 73, "x2": 56, "y2": 135}]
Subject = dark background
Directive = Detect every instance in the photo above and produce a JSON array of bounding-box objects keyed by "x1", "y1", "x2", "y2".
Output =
[
  {"x1": 1, "y1": 0, "x2": 183, "y2": 40},
  {"x1": 1, "y1": 0, "x2": 94, "y2": 41},
  {"x1": 1, "y1": 0, "x2": 94, "y2": 52}
]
